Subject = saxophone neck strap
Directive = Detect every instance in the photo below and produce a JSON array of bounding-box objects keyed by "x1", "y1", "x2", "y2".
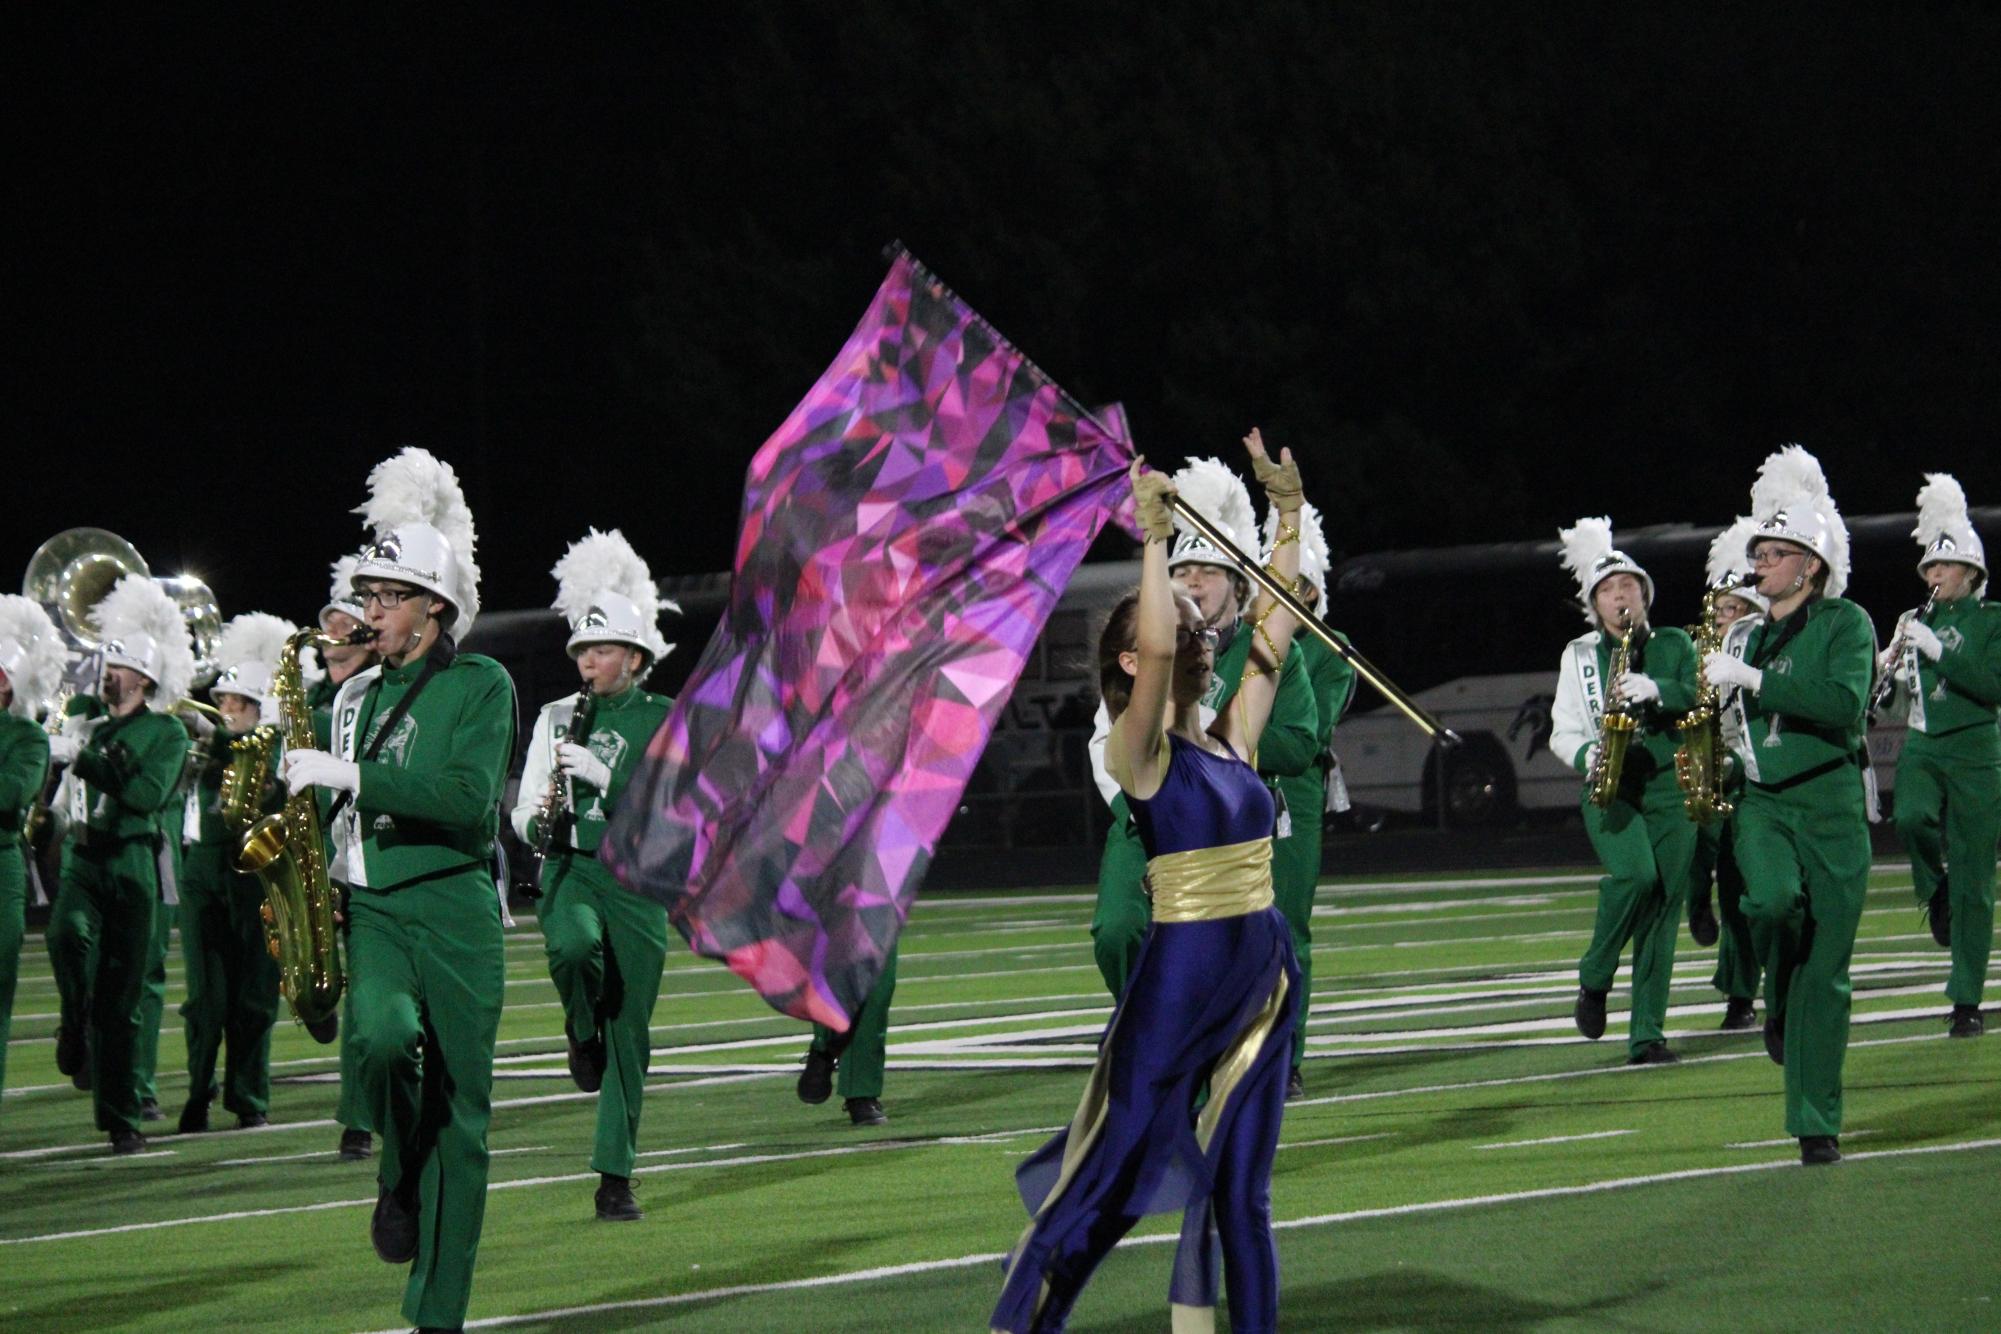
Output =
[{"x1": 325, "y1": 641, "x2": 453, "y2": 824}]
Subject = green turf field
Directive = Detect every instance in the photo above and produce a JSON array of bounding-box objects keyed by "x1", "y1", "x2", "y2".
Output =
[{"x1": 3, "y1": 861, "x2": 1997, "y2": 1331}]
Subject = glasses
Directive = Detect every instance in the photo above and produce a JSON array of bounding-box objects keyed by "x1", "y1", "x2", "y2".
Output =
[
  {"x1": 1749, "y1": 546, "x2": 1802, "y2": 568},
  {"x1": 1176, "y1": 625, "x2": 1220, "y2": 648},
  {"x1": 356, "y1": 586, "x2": 420, "y2": 609}
]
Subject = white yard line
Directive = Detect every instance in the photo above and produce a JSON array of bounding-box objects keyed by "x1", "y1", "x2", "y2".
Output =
[{"x1": 1474, "y1": 1129, "x2": 1636, "y2": 1151}]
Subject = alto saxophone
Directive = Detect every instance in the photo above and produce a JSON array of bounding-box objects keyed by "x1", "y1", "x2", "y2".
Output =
[
  {"x1": 220, "y1": 720, "x2": 279, "y2": 833},
  {"x1": 236, "y1": 627, "x2": 368, "y2": 1044},
  {"x1": 1675, "y1": 584, "x2": 1735, "y2": 825},
  {"x1": 1586, "y1": 612, "x2": 1638, "y2": 808}
]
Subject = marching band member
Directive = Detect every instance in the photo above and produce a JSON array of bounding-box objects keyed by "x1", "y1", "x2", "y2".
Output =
[
  {"x1": 1702, "y1": 446, "x2": 1872, "y2": 1165},
  {"x1": 175, "y1": 614, "x2": 294, "y2": 1134},
  {"x1": 1883, "y1": 475, "x2": 1999, "y2": 1038},
  {"x1": 511, "y1": 529, "x2": 676, "y2": 1217},
  {"x1": 283, "y1": 449, "x2": 516, "y2": 1329},
  {"x1": 1086, "y1": 458, "x2": 1318, "y2": 1006},
  {"x1": 0, "y1": 596, "x2": 63, "y2": 1109},
  {"x1": 1550, "y1": 518, "x2": 1698, "y2": 1064},
  {"x1": 1698, "y1": 517, "x2": 1768, "y2": 1030},
  {"x1": 308, "y1": 554, "x2": 384, "y2": 1162},
  {"x1": 44, "y1": 575, "x2": 194, "y2": 1152},
  {"x1": 1259, "y1": 500, "x2": 1354, "y2": 1098}
]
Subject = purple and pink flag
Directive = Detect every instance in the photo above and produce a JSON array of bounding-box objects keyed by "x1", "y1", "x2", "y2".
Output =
[{"x1": 603, "y1": 249, "x2": 1135, "y2": 1030}]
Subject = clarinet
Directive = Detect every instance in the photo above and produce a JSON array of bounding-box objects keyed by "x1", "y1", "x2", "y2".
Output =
[
  {"x1": 519, "y1": 688, "x2": 597, "y2": 900},
  {"x1": 1870, "y1": 589, "x2": 1937, "y2": 716}
]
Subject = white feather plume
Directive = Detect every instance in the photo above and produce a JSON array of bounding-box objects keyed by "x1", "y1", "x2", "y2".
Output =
[
  {"x1": 216, "y1": 613, "x2": 298, "y2": 676},
  {"x1": 553, "y1": 529, "x2": 652, "y2": 621},
  {"x1": 327, "y1": 554, "x2": 362, "y2": 608},
  {"x1": 354, "y1": 447, "x2": 482, "y2": 624},
  {"x1": 1914, "y1": 473, "x2": 1971, "y2": 547},
  {"x1": 1749, "y1": 444, "x2": 1850, "y2": 597},
  {"x1": 1706, "y1": 516, "x2": 1762, "y2": 588},
  {"x1": 0, "y1": 594, "x2": 66, "y2": 719},
  {"x1": 95, "y1": 574, "x2": 195, "y2": 709},
  {"x1": 1171, "y1": 457, "x2": 1259, "y2": 558},
  {"x1": 1558, "y1": 516, "x2": 1615, "y2": 588},
  {"x1": 1262, "y1": 501, "x2": 1330, "y2": 597}
]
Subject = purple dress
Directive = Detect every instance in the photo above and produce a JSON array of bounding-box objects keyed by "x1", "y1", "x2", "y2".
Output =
[{"x1": 992, "y1": 732, "x2": 1301, "y2": 1334}]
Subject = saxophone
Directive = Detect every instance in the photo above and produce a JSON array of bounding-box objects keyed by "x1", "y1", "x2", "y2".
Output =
[
  {"x1": 219, "y1": 721, "x2": 279, "y2": 832},
  {"x1": 1675, "y1": 584, "x2": 1735, "y2": 824},
  {"x1": 236, "y1": 627, "x2": 366, "y2": 1044},
  {"x1": 1586, "y1": 612, "x2": 1638, "y2": 808}
]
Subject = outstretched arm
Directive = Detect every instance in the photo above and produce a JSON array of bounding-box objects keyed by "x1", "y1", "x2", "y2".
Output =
[
  {"x1": 1117, "y1": 460, "x2": 1179, "y2": 799},
  {"x1": 1217, "y1": 428, "x2": 1304, "y2": 760}
]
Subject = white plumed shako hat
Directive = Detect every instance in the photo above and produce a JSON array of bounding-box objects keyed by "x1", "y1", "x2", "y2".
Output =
[
  {"x1": 1168, "y1": 457, "x2": 1258, "y2": 575},
  {"x1": 352, "y1": 448, "x2": 482, "y2": 634},
  {"x1": 95, "y1": 574, "x2": 196, "y2": 709},
  {"x1": 210, "y1": 612, "x2": 299, "y2": 708},
  {"x1": 1746, "y1": 444, "x2": 1851, "y2": 598},
  {"x1": 0, "y1": 595, "x2": 66, "y2": 720},
  {"x1": 552, "y1": 529, "x2": 676, "y2": 666},
  {"x1": 320, "y1": 553, "x2": 368, "y2": 628},
  {"x1": 1559, "y1": 516, "x2": 1653, "y2": 622},
  {"x1": 1705, "y1": 517, "x2": 1769, "y2": 612},
  {"x1": 1913, "y1": 473, "x2": 1986, "y2": 580}
]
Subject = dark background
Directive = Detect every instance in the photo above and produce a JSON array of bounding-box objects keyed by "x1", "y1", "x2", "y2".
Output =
[{"x1": 14, "y1": 2, "x2": 2001, "y2": 636}]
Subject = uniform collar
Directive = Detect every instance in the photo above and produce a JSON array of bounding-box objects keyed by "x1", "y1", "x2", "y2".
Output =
[{"x1": 590, "y1": 682, "x2": 643, "y2": 711}]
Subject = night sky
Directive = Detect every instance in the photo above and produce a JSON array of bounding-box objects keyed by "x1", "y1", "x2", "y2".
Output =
[{"x1": 15, "y1": 4, "x2": 2001, "y2": 634}]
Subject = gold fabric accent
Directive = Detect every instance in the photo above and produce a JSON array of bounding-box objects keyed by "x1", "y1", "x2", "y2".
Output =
[
  {"x1": 1172, "y1": 1302, "x2": 1219, "y2": 1333},
  {"x1": 1195, "y1": 966, "x2": 1291, "y2": 1154},
  {"x1": 1148, "y1": 838, "x2": 1274, "y2": 923}
]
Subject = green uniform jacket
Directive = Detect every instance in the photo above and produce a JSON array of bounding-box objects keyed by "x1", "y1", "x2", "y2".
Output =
[
  {"x1": 330, "y1": 651, "x2": 516, "y2": 890},
  {"x1": 1280, "y1": 632, "x2": 1357, "y2": 818},
  {"x1": 0, "y1": 713, "x2": 51, "y2": 846},
  {"x1": 1556, "y1": 625, "x2": 1699, "y2": 801},
  {"x1": 1208, "y1": 620, "x2": 1319, "y2": 789},
  {"x1": 1734, "y1": 598, "x2": 1873, "y2": 786},
  {"x1": 513, "y1": 684, "x2": 673, "y2": 852},
  {"x1": 1899, "y1": 596, "x2": 2001, "y2": 737},
  {"x1": 69, "y1": 709, "x2": 191, "y2": 839}
]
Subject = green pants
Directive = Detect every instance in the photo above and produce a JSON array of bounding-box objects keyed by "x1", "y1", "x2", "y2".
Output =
[
  {"x1": 810, "y1": 938, "x2": 900, "y2": 1100},
  {"x1": 1272, "y1": 777, "x2": 1322, "y2": 1069},
  {"x1": 1735, "y1": 767, "x2": 1871, "y2": 1138},
  {"x1": 0, "y1": 844, "x2": 25, "y2": 1108},
  {"x1": 1091, "y1": 800, "x2": 1150, "y2": 1000},
  {"x1": 134, "y1": 895, "x2": 172, "y2": 1106},
  {"x1": 335, "y1": 956, "x2": 370, "y2": 1133},
  {"x1": 46, "y1": 837, "x2": 160, "y2": 1134},
  {"x1": 179, "y1": 842, "x2": 281, "y2": 1117},
  {"x1": 1580, "y1": 789, "x2": 1695, "y2": 1057},
  {"x1": 1894, "y1": 727, "x2": 2001, "y2": 1006},
  {"x1": 539, "y1": 854, "x2": 670, "y2": 1177},
  {"x1": 348, "y1": 873, "x2": 505, "y2": 1329},
  {"x1": 1693, "y1": 819, "x2": 1761, "y2": 1002}
]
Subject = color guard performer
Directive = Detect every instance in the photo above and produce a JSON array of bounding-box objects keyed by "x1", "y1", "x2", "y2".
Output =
[
  {"x1": 1698, "y1": 518, "x2": 1768, "y2": 1030},
  {"x1": 1883, "y1": 475, "x2": 1999, "y2": 1038},
  {"x1": 44, "y1": 576, "x2": 194, "y2": 1152},
  {"x1": 283, "y1": 448, "x2": 516, "y2": 1329},
  {"x1": 1550, "y1": 518, "x2": 1698, "y2": 1064},
  {"x1": 511, "y1": 529, "x2": 676, "y2": 1217},
  {"x1": 0, "y1": 596, "x2": 63, "y2": 1110},
  {"x1": 1701, "y1": 446, "x2": 1873, "y2": 1165}
]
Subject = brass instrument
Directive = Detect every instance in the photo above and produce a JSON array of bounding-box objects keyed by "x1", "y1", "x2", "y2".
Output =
[
  {"x1": 219, "y1": 719, "x2": 279, "y2": 833},
  {"x1": 1870, "y1": 589, "x2": 1938, "y2": 715},
  {"x1": 1586, "y1": 612, "x2": 1639, "y2": 808},
  {"x1": 1675, "y1": 584, "x2": 1736, "y2": 825},
  {"x1": 236, "y1": 627, "x2": 365, "y2": 1044}
]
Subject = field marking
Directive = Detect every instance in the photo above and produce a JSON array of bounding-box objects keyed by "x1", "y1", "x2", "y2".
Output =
[
  {"x1": 1474, "y1": 1129, "x2": 1636, "y2": 1151},
  {"x1": 37, "y1": 1150, "x2": 180, "y2": 1167},
  {"x1": 1725, "y1": 1129, "x2": 1880, "y2": 1150},
  {"x1": 211, "y1": 1144, "x2": 550, "y2": 1168},
  {"x1": 368, "y1": 1134, "x2": 2001, "y2": 1331},
  {"x1": 1279, "y1": 1133, "x2": 1396, "y2": 1151}
]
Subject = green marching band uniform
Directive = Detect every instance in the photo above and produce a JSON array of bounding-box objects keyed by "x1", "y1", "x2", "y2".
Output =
[
  {"x1": 1700, "y1": 518, "x2": 1770, "y2": 1028},
  {"x1": 0, "y1": 594, "x2": 64, "y2": 1114},
  {"x1": 292, "y1": 449, "x2": 516, "y2": 1329},
  {"x1": 1885, "y1": 475, "x2": 2000, "y2": 1035},
  {"x1": 1089, "y1": 458, "x2": 1318, "y2": 1022},
  {"x1": 44, "y1": 576, "x2": 194, "y2": 1148},
  {"x1": 310, "y1": 555, "x2": 379, "y2": 1158},
  {"x1": 1706, "y1": 447, "x2": 1873, "y2": 1162},
  {"x1": 174, "y1": 615, "x2": 296, "y2": 1133},
  {"x1": 513, "y1": 529, "x2": 676, "y2": 1210}
]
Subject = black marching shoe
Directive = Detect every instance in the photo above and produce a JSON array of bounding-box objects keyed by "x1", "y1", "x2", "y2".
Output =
[
  {"x1": 138, "y1": 1097, "x2": 163, "y2": 1123},
  {"x1": 796, "y1": 1047, "x2": 837, "y2": 1105},
  {"x1": 1574, "y1": 987, "x2": 1609, "y2": 1040},
  {"x1": 1799, "y1": 1135, "x2": 1841, "y2": 1166},
  {"x1": 339, "y1": 1129, "x2": 375, "y2": 1161},
  {"x1": 1688, "y1": 895, "x2": 1720, "y2": 948},
  {"x1": 1721, "y1": 997, "x2": 1758, "y2": 1031},
  {"x1": 237, "y1": 1111, "x2": 270, "y2": 1130},
  {"x1": 177, "y1": 1098, "x2": 211, "y2": 1135},
  {"x1": 565, "y1": 1020, "x2": 606, "y2": 1094},
  {"x1": 595, "y1": 1173, "x2": 643, "y2": 1221},
  {"x1": 1626, "y1": 1041, "x2": 1679, "y2": 1066},
  {"x1": 54, "y1": 1024, "x2": 88, "y2": 1083},
  {"x1": 845, "y1": 1096, "x2": 888, "y2": 1127},
  {"x1": 1948, "y1": 1005, "x2": 1985, "y2": 1039},
  {"x1": 371, "y1": 1183, "x2": 419, "y2": 1264},
  {"x1": 1925, "y1": 886, "x2": 1952, "y2": 948},
  {"x1": 109, "y1": 1129, "x2": 147, "y2": 1155},
  {"x1": 1286, "y1": 1067, "x2": 1305, "y2": 1102},
  {"x1": 1762, "y1": 1013, "x2": 1786, "y2": 1066}
]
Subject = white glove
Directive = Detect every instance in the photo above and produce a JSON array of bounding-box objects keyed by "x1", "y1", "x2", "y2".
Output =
[
  {"x1": 556, "y1": 740, "x2": 612, "y2": 791},
  {"x1": 1703, "y1": 652, "x2": 1763, "y2": 694},
  {"x1": 282, "y1": 748, "x2": 360, "y2": 797},
  {"x1": 1876, "y1": 646, "x2": 1901, "y2": 678},
  {"x1": 47, "y1": 733, "x2": 82, "y2": 765},
  {"x1": 1615, "y1": 672, "x2": 1660, "y2": 705},
  {"x1": 1580, "y1": 743, "x2": 1600, "y2": 776},
  {"x1": 1904, "y1": 622, "x2": 1943, "y2": 662}
]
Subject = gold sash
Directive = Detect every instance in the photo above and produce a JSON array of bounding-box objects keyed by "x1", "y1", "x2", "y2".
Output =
[{"x1": 1148, "y1": 838, "x2": 1274, "y2": 922}]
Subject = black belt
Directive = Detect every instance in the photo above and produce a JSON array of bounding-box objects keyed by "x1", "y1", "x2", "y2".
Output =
[{"x1": 1750, "y1": 750, "x2": 1863, "y2": 793}]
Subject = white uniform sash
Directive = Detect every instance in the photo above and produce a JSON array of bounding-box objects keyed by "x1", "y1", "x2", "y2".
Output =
[
  {"x1": 1720, "y1": 616, "x2": 1761, "y2": 784},
  {"x1": 1568, "y1": 637, "x2": 1607, "y2": 731},
  {"x1": 328, "y1": 666, "x2": 381, "y2": 887}
]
